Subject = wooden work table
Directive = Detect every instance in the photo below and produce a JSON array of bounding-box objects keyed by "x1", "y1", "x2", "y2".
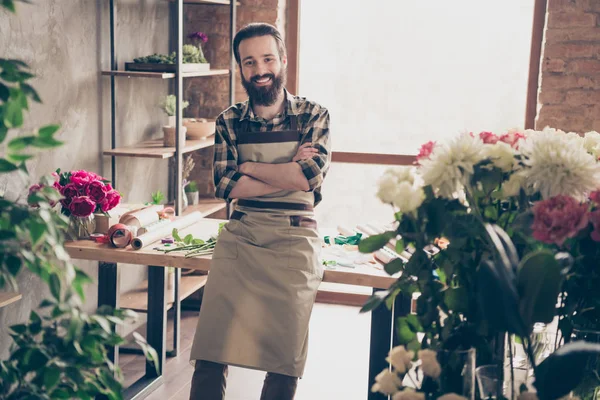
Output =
[{"x1": 65, "y1": 218, "x2": 404, "y2": 400}]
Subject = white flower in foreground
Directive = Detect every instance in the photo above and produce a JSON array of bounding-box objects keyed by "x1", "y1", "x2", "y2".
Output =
[
  {"x1": 482, "y1": 141, "x2": 517, "y2": 172},
  {"x1": 392, "y1": 389, "x2": 425, "y2": 400},
  {"x1": 419, "y1": 132, "x2": 485, "y2": 199},
  {"x1": 502, "y1": 170, "x2": 527, "y2": 198},
  {"x1": 517, "y1": 392, "x2": 539, "y2": 400},
  {"x1": 438, "y1": 394, "x2": 468, "y2": 400},
  {"x1": 583, "y1": 131, "x2": 600, "y2": 159},
  {"x1": 377, "y1": 167, "x2": 425, "y2": 213},
  {"x1": 417, "y1": 349, "x2": 441, "y2": 379},
  {"x1": 519, "y1": 129, "x2": 600, "y2": 200},
  {"x1": 371, "y1": 369, "x2": 402, "y2": 395},
  {"x1": 387, "y1": 345, "x2": 414, "y2": 374}
]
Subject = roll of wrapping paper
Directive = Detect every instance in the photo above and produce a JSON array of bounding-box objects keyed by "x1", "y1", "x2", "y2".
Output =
[
  {"x1": 107, "y1": 223, "x2": 133, "y2": 248},
  {"x1": 131, "y1": 211, "x2": 204, "y2": 250},
  {"x1": 119, "y1": 204, "x2": 163, "y2": 229},
  {"x1": 136, "y1": 218, "x2": 172, "y2": 235}
]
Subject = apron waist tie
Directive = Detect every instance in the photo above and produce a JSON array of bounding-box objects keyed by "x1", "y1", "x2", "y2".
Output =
[{"x1": 237, "y1": 199, "x2": 314, "y2": 211}]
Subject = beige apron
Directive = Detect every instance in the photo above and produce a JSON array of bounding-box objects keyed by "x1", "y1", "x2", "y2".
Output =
[{"x1": 190, "y1": 115, "x2": 323, "y2": 378}]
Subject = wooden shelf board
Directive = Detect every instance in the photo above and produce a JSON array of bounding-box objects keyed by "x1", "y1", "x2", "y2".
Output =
[
  {"x1": 183, "y1": 199, "x2": 227, "y2": 217},
  {"x1": 0, "y1": 292, "x2": 22, "y2": 308},
  {"x1": 120, "y1": 274, "x2": 208, "y2": 312},
  {"x1": 101, "y1": 69, "x2": 229, "y2": 79},
  {"x1": 103, "y1": 136, "x2": 215, "y2": 159}
]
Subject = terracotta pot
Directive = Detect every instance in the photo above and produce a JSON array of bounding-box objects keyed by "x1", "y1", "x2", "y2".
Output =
[{"x1": 162, "y1": 126, "x2": 187, "y2": 147}]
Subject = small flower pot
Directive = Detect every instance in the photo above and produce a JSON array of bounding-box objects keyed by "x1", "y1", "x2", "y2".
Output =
[
  {"x1": 185, "y1": 191, "x2": 199, "y2": 206},
  {"x1": 163, "y1": 125, "x2": 187, "y2": 147},
  {"x1": 183, "y1": 118, "x2": 216, "y2": 140}
]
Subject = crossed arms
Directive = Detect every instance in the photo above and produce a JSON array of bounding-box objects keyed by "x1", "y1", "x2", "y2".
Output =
[{"x1": 213, "y1": 108, "x2": 331, "y2": 200}]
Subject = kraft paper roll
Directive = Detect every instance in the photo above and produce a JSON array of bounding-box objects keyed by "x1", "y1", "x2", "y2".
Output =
[
  {"x1": 131, "y1": 211, "x2": 204, "y2": 250},
  {"x1": 119, "y1": 204, "x2": 163, "y2": 229},
  {"x1": 136, "y1": 218, "x2": 172, "y2": 236}
]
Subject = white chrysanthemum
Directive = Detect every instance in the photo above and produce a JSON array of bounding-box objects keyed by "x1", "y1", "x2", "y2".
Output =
[
  {"x1": 377, "y1": 167, "x2": 425, "y2": 213},
  {"x1": 519, "y1": 129, "x2": 600, "y2": 200},
  {"x1": 387, "y1": 345, "x2": 414, "y2": 374},
  {"x1": 371, "y1": 369, "x2": 402, "y2": 395},
  {"x1": 502, "y1": 171, "x2": 527, "y2": 198},
  {"x1": 419, "y1": 132, "x2": 485, "y2": 199},
  {"x1": 482, "y1": 141, "x2": 517, "y2": 172},
  {"x1": 583, "y1": 131, "x2": 600, "y2": 159},
  {"x1": 393, "y1": 389, "x2": 425, "y2": 400}
]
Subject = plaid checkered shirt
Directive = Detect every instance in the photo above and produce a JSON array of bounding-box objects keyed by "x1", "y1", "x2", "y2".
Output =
[{"x1": 213, "y1": 89, "x2": 331, "y2": 206}]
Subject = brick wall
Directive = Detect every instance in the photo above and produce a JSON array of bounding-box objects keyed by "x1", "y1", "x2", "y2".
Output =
[
  {"x1": 537, "y1": 0, "x2": 600, "y2": 132},
  {"x1": 184, "y1": 0, "x2": 284, "y2": 197}
]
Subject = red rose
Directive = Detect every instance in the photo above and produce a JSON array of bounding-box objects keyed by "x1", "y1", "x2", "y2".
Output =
[
  {"x1": 415, "y1": 141, "x2": 436, "y2": 165},
  {"x1": 100, "y1": 190, "x2": 121, "y2": 212},
  {"x1": 70, "y1": 170, "x2": 97, "y2": 188},
  {"x1": 86, "y1": 181, "x2": 107, "y2": 203},
  {"x1": 479, "y1": 131, "x2": 499, "y2": 144},
  {"x1": 69, "y1": 196, "x2": 96, "y2": 217},
  {"x1": 499, "y1": 132, "x2": 526, "y2": 149},
  {"x1": 531, "y1": 195, "x2": 589, "y2": 247},
  {"x1": 590, "y1": 210, "x2": 600, "y2": 242}
]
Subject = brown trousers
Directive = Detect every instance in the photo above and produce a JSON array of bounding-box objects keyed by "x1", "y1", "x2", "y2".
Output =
[{"x1": 189, "y1": 360, "x2": 299, "y2": 400}]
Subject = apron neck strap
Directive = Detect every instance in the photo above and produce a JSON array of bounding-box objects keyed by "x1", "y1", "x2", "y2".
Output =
[{"x1": 239, "y1": 114, "x2": 299, "y2": 133}]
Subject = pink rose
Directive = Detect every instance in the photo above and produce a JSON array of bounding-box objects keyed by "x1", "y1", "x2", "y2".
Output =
[
  {"x1": 69, "y1": 196, "x2": 96, "y2": 217},
  {"x1": 100, "y1": 190, "x2": 121, "y2": 212},
  {"x1": 479, "y1": 131, "x2": 499, "y2": 144},
  {"x1": 590, "y1": 210, "x2": 600, "y2": 242},
  {"x1": 499, "y1": 132, "x2": 526, "y2": 149},
  {"x1": 60, "y1": 183, "x2": 80, "y2": 202},
  {"x1": 70, "y1": 170, "x2": 98, "y2": 188},
  {"x1": 531, "y1": 195, "x2": 589, "y2": 246},
  {"x1": 415, "y1": 141, "x2": 436, "y2": 164},
  {"x1": 86, "y1": 181, "x2": 107, "y2": 203},
  {"x1": 590, "y1": 190, "x2": 600, "y2": 205}
]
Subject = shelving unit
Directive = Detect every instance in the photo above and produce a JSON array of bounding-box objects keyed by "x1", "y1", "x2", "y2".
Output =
[{"x1": 102, "y1": 1, "x2": 236, "y2": 395}]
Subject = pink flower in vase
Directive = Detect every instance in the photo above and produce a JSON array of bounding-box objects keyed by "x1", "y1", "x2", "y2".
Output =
[
  {"x1": 100, "y1": 189, "x2": 121, "y2": 213},
  {"x1": 415, "y1": 141, "x2": 437, "y2": 165},
  {"x1": 589, "y1": 190, "x2": 600, "y2": 206},
  {"x1": 60, "y1": 183, "x2": 79, "y2": 207},
  {"x1": 70, "y1": 170, "x2": 97, "y2": 189},
  {"x1": 27, "y1": 184, "x2": 44, "y2": 207},
  {"x1": 479, "y1": 131, "x2": 499, "y2": 144},
  {"x1": 69, "y1": 196, "x2": 96, "y2": 217},
  {"x1": 531, "y1": 195, "x2": 589, "y2": 246},
  {"x1": 590, "y1": 210, "x2": 600, "y2": 242},
  {"x1": 499, "y1": 132, "x2": 526, "y2": 149},
  {"x1": 86, "y1": 180, "x2": 107, "y2": 203}
]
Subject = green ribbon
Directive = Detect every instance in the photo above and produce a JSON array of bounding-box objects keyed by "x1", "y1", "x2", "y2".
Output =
[{"x1": 324, "y1": 233, "x2": 362, "y2": 245}]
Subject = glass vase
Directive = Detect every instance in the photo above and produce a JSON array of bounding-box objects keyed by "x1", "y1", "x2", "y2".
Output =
[
  {"x1": 67, "y1": 214, "x2": 96, "y2": 240},
  {"x1": 437, "y1": 348, "x2": 476, "y2": 400},
  {"x1": 572, "y1": 328, "x2": 600, "y2": 400}
]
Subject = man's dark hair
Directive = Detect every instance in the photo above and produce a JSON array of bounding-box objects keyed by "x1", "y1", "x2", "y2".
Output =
[{"x1": 233, "y1": 23, "x2": 286, "y2": 65}]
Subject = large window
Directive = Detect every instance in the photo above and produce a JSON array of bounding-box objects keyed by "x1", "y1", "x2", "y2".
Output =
[{"x1": 299, "y1": 1, "x2": 536, "y2": 227}]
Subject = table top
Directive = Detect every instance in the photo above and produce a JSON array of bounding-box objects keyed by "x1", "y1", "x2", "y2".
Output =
[{"x1": 65, "y1": 218, "x2": 397, "y2": 290}]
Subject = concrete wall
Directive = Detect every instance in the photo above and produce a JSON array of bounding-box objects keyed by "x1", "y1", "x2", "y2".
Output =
[{"x1": 0, "y1": 0, "x2": 172, "y2": 358}]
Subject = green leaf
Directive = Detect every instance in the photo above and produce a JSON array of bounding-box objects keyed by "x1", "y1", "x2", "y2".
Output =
[
  {"x1": 396, "y1": 316, "x2": 417, "y2": 344},
  {"x1": 92, "y1": 315, "x2": 112, "y2": 334},
  {"x1": 0, "y1": 229, "x2": 16, "y2": 239},
  {"x1": 183, "y1": 234, "x2": 193, "y2": 245},
  {"x1": 32, "y1": 136, "x2": 63, "y2": 148},
  {"x1": 49, "y1": 274, "x2": 61, "y2": 300},
  {"x1": 425, "y1": 198, "x2": 446, "y2": 237},
  {"x1": 358, "y1": 231, "x2": 395, "y2": 253},
  {"x1": 6, "y1": 254, "x2": 22, "y2": 275},
  {"x1": 38, "y1": 124, "x2": 60, "y2": 138},
  {"x1": 1, "y1": 0, "x2": 16, "y2": 12},
  {"x1": 0, "y1": 158, "x2": 17, "y2": 172},
  {"x1": 395, "y1": 238, "x2": 405, "y2": 254},
  {"x1": 517, "y1": 250, "x2": 562, "y2": 326},
  {"x1": 444, "y1": 286, "x2": 469, "y2": 313},
  {"x1": 7, "y1": 135, "x2": 35, "y2": 151},
  {"x1": 3, "y1": 98, "x2": 23, "y2": 128},
  {"x1": 359, "y1": 290, "x2": 390, "y2": 313},
  {"x1": 404, "y1": 248, "x2": 426, "y2": 276},
  {"x1": 21, "y1": 83, "x2": 41, "y2": 103},
  {"x1": 384, "y1": 258, "x2": 404, "y2": 275},
  {"x1": 43, "y1": 366, "x2": 61, "y2": 390},
  {"x1": 172, "y1": 228, "x2": 182, "y2": 243},
  {"x1": 29, "y1": 218, "x2": 47, "y2": 246},
  {"x1": 7, "y1": 153, "x2": 33, "y2": 162},
  {"x1": 10, "y1": 323, "x2": 27, "y2": 335},
  {"x1": 535, "y1": 341, "x2": 600, "y2": 400},
  {"x1": 0, "y1": 125, "x2": 7, "y2": 143},
  {"x1": 39, "y1": 299, "x2": 55, "y2": 308},
  {"x1": 0, "y1": 82, "x2": 9, "y2": 101}
]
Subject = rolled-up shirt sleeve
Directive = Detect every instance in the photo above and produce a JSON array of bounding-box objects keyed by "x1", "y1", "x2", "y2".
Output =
[
  {"x1": 213, "y1": 115, "x2": 243, "y2": 199},
  {"x1": 296, "y1": 107, "x2": 331, "y2": 191}
]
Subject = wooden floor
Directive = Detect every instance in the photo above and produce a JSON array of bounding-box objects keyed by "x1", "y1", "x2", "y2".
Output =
[{"x1": 120, "y1": 301, "x2": 371, "y2": 400}]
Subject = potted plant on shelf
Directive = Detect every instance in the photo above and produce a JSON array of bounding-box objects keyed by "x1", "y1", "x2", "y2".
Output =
[
  {"x1": 126, "y1": 31, "x2": 210, "y2": 73},
  {"x1": 185, "y1": 181, "x2": 199, "y2": 206},
  {"x1": 159, "y1": 94, "x2": 188, "y2": 147}
]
